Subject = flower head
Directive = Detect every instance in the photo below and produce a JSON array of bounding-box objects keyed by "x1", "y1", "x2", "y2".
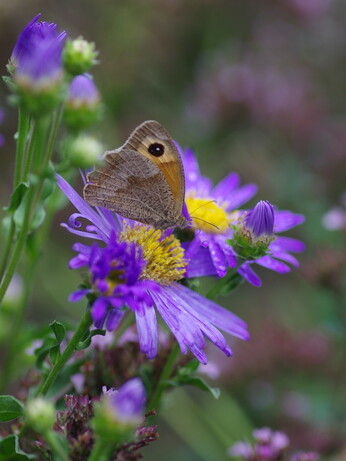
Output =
[
  {"x1": 180, "y1": 148, "x2": 305, "y2": 287},
  {"x1": 66, "y1": 134, "x2": 103, "y2": 168},
  {"x1": 181, "y1": 146, "x2": 258, "y2": 277},
  {"x1": 57, "y1": 174, "x2": 249, "y2": 364},
  {"x1": 11, "y1": 14, "x2": 66, "y2": 113},
  {"x1": 106, "y1": 378, "x2": 146, "y2": 425}
]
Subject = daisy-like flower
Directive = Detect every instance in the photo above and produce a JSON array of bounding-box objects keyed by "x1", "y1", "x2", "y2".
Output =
[
  {"x1": 56, "y1": 175, "x2": 249, "y2": 364},
  {"x1": 180, "y1": 147, "x2": 258, "y2": 277},
  {"x1": 180, "y1": 148, "x2": 305, "y2": 287}
]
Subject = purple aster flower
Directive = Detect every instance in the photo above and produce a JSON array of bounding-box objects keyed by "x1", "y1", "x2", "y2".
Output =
[
  {"x1": 322, "y1": 192, "x2": 346, "y2": 231},
  {"x1": 12, "y1": 14, "x2": 66, "y2": 93},
  {"x1": 57, "y1": 174, "x2": 249, "y2": 364},
  {"x1": 180, "y1": 148, "x2": 305, "y2": 286},
  {"x1": 180, "y1": 146, "x2": 258, "y2": 277}
]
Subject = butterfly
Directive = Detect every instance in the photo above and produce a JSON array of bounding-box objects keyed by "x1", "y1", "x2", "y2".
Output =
[{"x1": 83, "y1": 120, "x2": 189, "y2": 230}]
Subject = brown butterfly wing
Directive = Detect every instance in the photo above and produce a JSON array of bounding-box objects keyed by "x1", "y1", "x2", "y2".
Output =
[
  {"x1": 83, "y1": 149, "x2": 177, "y2": 228},
  {"x1": 122, "y1": 120, "x2": 185, "y2": 220}
]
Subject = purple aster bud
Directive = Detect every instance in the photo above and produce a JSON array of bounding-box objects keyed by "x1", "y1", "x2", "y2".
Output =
[
  {"x1": 63, "y1": 37, "x2": 98, "y2": 76},
  {"x1": 10, "y1": 14, "x2": 66, "y2": 114},
  {"x1": 245, "y1": 201, "x2": 275, "y2": 237},
  {"x1": 64, "y1": 75, "x2": 101, "y2": 130},
  {"x1": 92, "y1": 379, "x2": 146, "y2": 444},
  {"x1": 230, "y1": 201, "x2": 275, "y2": 260}
]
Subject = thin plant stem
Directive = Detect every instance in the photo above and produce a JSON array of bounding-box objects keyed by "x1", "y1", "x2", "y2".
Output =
[
  {"x1": 147, "y1": 342, "x2": 180, "y2": 411},
  {"x1": 22, "y1": 119, "x2": 37, "y2": 181},
  {"x1": 14, "y1": 104, "x2": 30, "y2": 187},
  {"x1": 88, "y1": 438, "x2": 114, "y2": 461},
  {"x1": 44, "y1": 431, "x2": 69, "y2": 461},
  {"x1": 0, "y1": 219, "x2": 15, "y2": 281},
  {"x1": 36, "y1": 309, "x2": 93, "y2": 397},
  {"x1": 0, "y1": 187, "x2": 36, "y2": 305}
]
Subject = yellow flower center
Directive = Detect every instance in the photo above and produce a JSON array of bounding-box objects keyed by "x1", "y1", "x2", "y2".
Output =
[
  {"x1": 119, "y1": 224, "x2": 187, "y2": 286},
  {"x1": 186, "y1": 196, "x2": 230, "y2": 234}
]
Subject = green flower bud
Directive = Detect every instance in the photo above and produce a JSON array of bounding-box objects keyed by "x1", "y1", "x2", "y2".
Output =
[
  {"x1": 66, "y1": 135, "x2": 102, "y2": 168},
  {"x1": 25, "y1": 398, "x2": 55, "y2": 434},
  {"x1": 63, "y1": 37, "x2": 98, "y2": 76}
]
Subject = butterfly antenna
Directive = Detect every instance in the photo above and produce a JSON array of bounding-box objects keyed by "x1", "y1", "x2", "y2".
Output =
[
  {"x1": 190, "y1": 215, "x2": 220, "y2": 231},
  {"x1": 189, "y1": 200, "x2": 217, "y2": 214}
]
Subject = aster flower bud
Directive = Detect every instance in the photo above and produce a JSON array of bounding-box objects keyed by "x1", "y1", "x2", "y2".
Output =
[
  {"x1": 63, "y1": 37, "x2": 98, "y2": 76},
  {"x1": 25, "y1": 398, "x2": 55, "y2": 434},
  {"x1": 10, "y1": 14, "x2": 66, "y2": 114},
  {"x1": 64, "y1": 75, "x2": 101, "y2": 130},
  {"x1": 92, "y1": 378, "x2": 146, "y2": 443},
  {"x1": 230, "y1": 201, "x2": 276, "y2": 260},
  {"x1": 66, "y1": 134, "x2": 102, "y2": 168}
]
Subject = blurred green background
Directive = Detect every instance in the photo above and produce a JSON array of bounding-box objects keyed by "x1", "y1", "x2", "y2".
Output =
[{"x1": 0, "y1": 0, "x2": 346, "y2": 459}]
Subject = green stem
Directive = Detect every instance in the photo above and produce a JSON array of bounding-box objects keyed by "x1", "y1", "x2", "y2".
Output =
[
  {"x1": 206, "y1": 266, "x2": 243, "y2": 300},
  {"x1": 22, "y1": 120, "x2": 37, "y2": 181},
  {"x1": 14, "y1": 104, "x2": 30, "y2": 187},
  {"x1": 36, "y1": 309, "x2": 93, "y2": 397},
  {"x1": 147, "y1": 342, "x2": 180, "y2": 411},
  {"x1": 0, "y1": 187, "x2": 36, "y2": 305},
  {"x1": 0, "y1": 219, "x2": 15, "y2": 282},
  {"x1": 44, "y1": 430, "x2": 69, "y2": 461},
  {"x1": 88, "y1": 438, "x2": 113, "y2": 461}
]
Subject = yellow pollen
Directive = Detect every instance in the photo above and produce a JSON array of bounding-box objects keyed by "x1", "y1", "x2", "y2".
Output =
[
  {"x1": 186, "y1": 196, "x2": 230, "y2": 234},
  {"x1": 119, "y1": 224, "x2": 187, "y2": 285}
]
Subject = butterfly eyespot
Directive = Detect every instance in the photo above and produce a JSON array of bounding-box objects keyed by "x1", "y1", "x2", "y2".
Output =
[{"x1": 148, "y1": 142, "x2": 165, "y2": 157}]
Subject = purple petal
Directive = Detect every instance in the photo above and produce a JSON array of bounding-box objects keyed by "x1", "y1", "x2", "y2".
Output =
[
  {"x1": 238, "y1": 263, "x2": 262, "y2": 287},
  {"x1": 61, "y1": 223, "x2": 104, "y2": 240},
  {"x1": 135, "y1": 304, "x2": 158, "y2": 359},
  {"x1": 255, "y1": 256, "x2": 291, "y2": 273},
  {"x1": 91, "y1": 298, "x2": 109, "y2": 329},
  {"x1": 226, "y1": 184, "x2": 258, "y2": 211},
  {"x1": 218, "y1": 238, "x2": 237, "y2": 268},
  {"x1": 106, "y1": 308, "x2": 124, "y2": 331},
  {"x1": 68, "y1": 289, "x2": 92, "y2": 302},
  {"x1": 275, "y1": 236, "x2": 305, "y2": 253},
  {"x1": 269, "y1": 248, "x2": 300, "y2": 268},
  {"x1": 168, "y1": 283, "x2": 249, "y2": 339},
  {"x1": 208, "y1": 238, "x2": 228, "y2": 277},
  {"x1": 185, "y1": 247, "x2": 217, "y2": 278},
  {"x1": 212, "y1": 172, "x2": 240, "y2": 201},
  {"x1": 56, "y1": 174, "x2": 111, "y2": 241},
  {"x1": 113, "y1": 378, "x2": 145, "y2": 421},
  {"x1": 274, "y1": 210, "x2": 305, "y2": 233}
]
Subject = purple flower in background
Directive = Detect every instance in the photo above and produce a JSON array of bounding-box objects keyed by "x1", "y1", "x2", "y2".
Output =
[
  {"x1": 322, "y1": 192, "x2": 346, "y2": 231},
  {"x1": 181, "y1": 147, "x2": 257, "y2": 277},
  {"x1": 12, "y1": 14, "x2": 66, "y2": 92},
  {"x1": 104, "y1": 378, "x2": 146, "y2": 425},
  {"x1": 229, "y1": 427, "x2": 289, "y2": 461},
  {"x1": 57, "y1": 174, "x2": 249, "y2": 364},
  {"x1": 66, "y1": 75, "x2": 100, "y2": 108}
]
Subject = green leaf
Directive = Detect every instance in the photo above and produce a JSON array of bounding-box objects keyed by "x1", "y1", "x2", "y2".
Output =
[
  {"x1": 0, "y1": 435, "x2": 34, "y2": 460},
  {"x1": 49, "y1": 321, "x2": 66, "y2": 365},
  {"x1": 76, "y1": 328, "x2": 105, "y2": 350},
  {"x1": 4, "y1": 183, "x2": 29, "y2": 213},
  {"x1": 0, "y1": 396, "x2": 24, "y2": 421}
]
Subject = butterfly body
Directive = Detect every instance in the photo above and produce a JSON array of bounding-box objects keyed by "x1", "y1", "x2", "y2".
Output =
[{"x1": 83, "y1": 120, "x2": 188, "y2": 230}]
